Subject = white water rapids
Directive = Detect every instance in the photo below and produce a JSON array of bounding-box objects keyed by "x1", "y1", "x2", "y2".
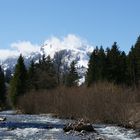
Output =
[{"x1": 0, "y1": 110, "x2": 139, "y2": 140}]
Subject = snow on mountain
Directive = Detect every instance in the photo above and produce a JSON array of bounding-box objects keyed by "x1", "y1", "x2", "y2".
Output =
[
  {"x1": 0, "y1": 34, "x2": 94, "y2": 84},
  {"x1": 41, "y1": 34, "x2": 93, "y2": 68},
  {"x1": 0, "y1": 52, "x2": 41, "y2": 72},
  {"x1": 41, "y1": 34, "x2": 94, "y2": 84}
]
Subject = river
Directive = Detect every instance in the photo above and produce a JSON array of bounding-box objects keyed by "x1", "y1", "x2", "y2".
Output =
[{"x1": 0, "y1": 110, "x2": 139, "y2": 140}]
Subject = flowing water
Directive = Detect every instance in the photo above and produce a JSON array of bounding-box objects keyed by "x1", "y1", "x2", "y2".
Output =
[{"x1": 0, "y1": 110, "x2": 139, "y2": 140}]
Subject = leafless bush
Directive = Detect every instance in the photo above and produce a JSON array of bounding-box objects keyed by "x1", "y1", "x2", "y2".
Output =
[{"x1": 17, "y1": 82, "x2": 140, "y2": 126}]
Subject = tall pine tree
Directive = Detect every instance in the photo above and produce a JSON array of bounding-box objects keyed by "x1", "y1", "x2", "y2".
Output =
[
  {"x1": 86, "y1": 46, "x2": 106, "y2": 86},
  {"x1": 105, "y1": 42, "x2": 123, "y2": 84},
  {"x1": 119, "y1": 51, "x2": 127, "y2": 84},
  {"x1": 36, "y1": 55, "x2": 57, "y2": 89},
  {"x1": 127, "y1": 36, "x2": 140, "y2": 87},
  {"x1": 66, "y1": 61, "x2": 79, "y2": 87},
  {"x1": 86, "y1": 47, "x2": 99, "y2": 86},
  {"x1": 0, "y1": 66, "x2": 6, "y2": 107},
  {"x1": 27, "y1": 60, "x2": 37, "y2": 91},
  {"x1": 133, "y1": 36, "x2": 140, "y2": 85},
  {"x1": 9, "y1": 54, "x2": 27, "y2": 106}
]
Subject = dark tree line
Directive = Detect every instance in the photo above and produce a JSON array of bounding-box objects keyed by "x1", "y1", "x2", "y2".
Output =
[
  {"x1": 8, "y1": 54, "x2": 79, "y2": 106},
  {"x1": 86, "y1": 36, "x2": 140, "y2": 87}
]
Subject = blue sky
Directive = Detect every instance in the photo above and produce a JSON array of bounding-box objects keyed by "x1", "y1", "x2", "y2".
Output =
[{"x1": 0, "y1": 0, "x2": 140, "y2": 53}]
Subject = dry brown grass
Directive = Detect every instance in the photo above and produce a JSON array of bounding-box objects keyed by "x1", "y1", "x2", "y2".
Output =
[{"x1": 17, "y1": 82, "x2": 140, "y2": 127}]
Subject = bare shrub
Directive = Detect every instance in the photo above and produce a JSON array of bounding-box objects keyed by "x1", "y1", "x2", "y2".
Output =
[{"x1": 17, "y1": 82, "x2": 139, "y2": 126}]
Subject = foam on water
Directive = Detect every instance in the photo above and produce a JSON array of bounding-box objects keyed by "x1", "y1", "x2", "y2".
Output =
[
  {"x1": 0, "y1": 111, "x2": 139, "y2": 140},
  {"x1": 94, "y1": 125, "x2": 140, "y2": 140}
]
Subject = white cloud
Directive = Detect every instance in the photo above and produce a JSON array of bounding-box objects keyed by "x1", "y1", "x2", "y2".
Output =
[
  {"x1": 44, "y1": 34, "x2": 92, "y2": 50},
  {"x1": 0, "y1": 49, "x2": 19, "y2": 60},
  {"x1": 11, "y1": 41, "x2": 40, "y2": 54},
  {"x1": 43, "y1": 34, "x2": 93, "y2": 58},
  {"x1": 0, "y1": 41, "x2": 40, "y2": 61}
]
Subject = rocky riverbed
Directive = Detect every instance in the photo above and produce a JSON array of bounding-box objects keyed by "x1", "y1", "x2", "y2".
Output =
[{"x1": 0, "y1": 110, "x2": 139, "y2": 140}]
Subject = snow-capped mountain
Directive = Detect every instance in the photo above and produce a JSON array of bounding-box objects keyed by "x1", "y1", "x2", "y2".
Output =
[{"x1": 0, "y1": 34, "x2": 94, "y2": 84}]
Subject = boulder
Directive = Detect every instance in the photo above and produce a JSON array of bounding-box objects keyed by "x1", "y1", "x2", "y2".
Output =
[
  {"x1": 63, "y1": 119, "x2": 95, "y2": 132},
  {"x1": 0, "y1": 117, "x2": 6, "y2": 121},
  {"x1": 119, "y1": 121, "x2": 135, "y2": 129},
  {"x1": 74, "y1": 123, "x2": 94, "y2": 132}
]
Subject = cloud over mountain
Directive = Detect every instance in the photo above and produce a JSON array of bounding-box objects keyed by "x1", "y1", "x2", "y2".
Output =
[
  {"x1": 0, "y1": 41, "x2": 40, "y2": 61},
  {"x1": 43, "y1": 34, "x2": 93, "y2": 58},
  {"x1": 0, "y1": 34, "x2": 93, "y2": 63}
]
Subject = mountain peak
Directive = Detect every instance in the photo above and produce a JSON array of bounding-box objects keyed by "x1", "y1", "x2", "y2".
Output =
[{"x1": 41, "y1": 34, "x2": 93, "y2": 68}]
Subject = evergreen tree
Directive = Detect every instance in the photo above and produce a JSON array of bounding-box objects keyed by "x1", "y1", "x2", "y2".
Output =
[
  {"x1": 66, "y1": 61, "x2": 79, "y2": 87},
  {"x1": 97, "y1": 46, "x2": 106, "y2": 80},
  {"x1": 0, "y1": 66, "x2": 6, "y2": 106},
  {"x1": 86, "y1": 46, "x2": 106, "y2": 86},
  {"x1": 127, "y1": 46, "x2": 137, "y2": 86},
  {"x1": 5, "y1": 69, "x2": 12, "y2": 83},
  {"x1": 119, "y1": 51, "x2": 127, "y2": 84},
  {"x1": 134, "y1": 36, "x2": 140, "y2": 85},
  {"x1": 9, "y1": 54, "x2": 27, "y2": 106},
  {"x1": 86, "y1": 47, "x2": 99, "y2": 86},
  {"x1": 86, "y1": 43, "x2": 128, "y2": 86},
  {"x1": 36, "y1": 55, "x2": 57, "y2": 89},
  {"x1": 27, "y1": 60, "x2": 37, "y2": 91},
  {"x1": 105, "y1": 42, "x2": 122, "y2": 84},
  {"x1": 127, "y1": 36, "x2": 140, "y2": 86}
]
